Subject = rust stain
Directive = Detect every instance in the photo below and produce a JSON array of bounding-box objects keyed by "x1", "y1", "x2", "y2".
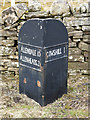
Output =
[
  {"x1": 40, "y1": 64, "x2": 43, "y2": 71},
  {"x1": 42, "y1": 95, "x2": 44, "y2": 99},
  {"x1": 45, "y1": 52, "x2": 48, "y2": 60},
  {"x1": 24, "y1": 78, "x2": 27, "y2": 84},
  {"x1": 37, "y1": 80, "x2": 41, "y2": 87}
]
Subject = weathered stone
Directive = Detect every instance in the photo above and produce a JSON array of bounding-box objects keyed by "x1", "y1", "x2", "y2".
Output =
[
  {"x1": 83, "y1": 35, "x2": 90, "y2": 39},
  {"x1": 2, "y1": 7, "x2": 18, "y2": 27},
  {"x1": 66, "y1": 27, "x2": 74, "y2": 33},
  {"x1": 68, "y1": 69, "x2": 81, "y2": 76},
  {"x1": 28, "y1": 0, "x2": 41, "y2": 12},
  {"x1": 2, "y1": 40, "x2": 14, "y2": 46},
  {"x1": 88, "y1": 2, "x2": 90, "y2": 13},
  {"x1": 79, "y1": 42, "x2": 89, "y2": 51},
  {"x1": 68, "y1": 31, "x2": 83, "y2": 37},
  {"x1": 0, "y1": 37, "x2": 3, "y2": 41},
  {"x1": 0, "y1": 66, "x2": 7, "y2": 71},
  {"x1": 75, "y1": 5, "x2": 81, "y2": 14},
  {"x1": 84, "y1": 52, "x2": 88, "y2": 58},
  {"x1": 69, "y1": 48, "x2": 81, "y2": 55},
  {"x1": 14, "y1": 3, "x2": 28, "y2": 18},
  {"x1": 68, "y1": 38, "x2": 72, "y2": 43},
  {"x1": 80, "y1": 2, "x2": 90, "y2": 13},
  {"x1": 83, "y1": 38, "x2": 90, "y2": 44},
  {"x1": 83, "y1": 31, "x2": 90, "y2": 35},
  {"x1": 1, "y1": 71, "x2": 15, "y2": 76},
  {"x1": 4, "y1": 23, "x2": 19, "y2": 30},
  {"x1": 0, "y1": 25, "x2": 2, "y2": 30},
  {"x1": 82, "y1": 26, "x2": 90, "y2": 32},
  {"x1": 63, "y1": 17, "x2": 90, "y2": 26},
  {"x1": 69, "y1": 42, "x2": 77, "y2": 48},
  {"x1": 74, "y1": 26, "x2": 82, "y2": 30},
  {"x1": 8, "y1": 68, "x2": 19, "y2": 72},
  {"x1": 2, "y1": 75, "x2": 17, "y2": 81},
  {"x1": 25, "y1": 11, "x2": 50, "y2": 18},
  {"x1": 0, "y1": 18, "x2": 4, "y2": 25},
  {"x1": 1, "y1": 59, "x2": 19, "y2": 68},
  {"x1": 7, "y1": 37, "x2": 18, "y2": 40},
  {"x1": 0, "y1": 46, "x2": 16, "y2": 56},
  {"x1": 68, "y1": 62, "x2": 88, "y2": 70},
  {"x1": 54, "y1": 16, "x2": 62, "y2": 22},
  {"x1": 62, "y1": 12, "x2": 71, "y2": 17},
  {"x1": 8, "y1": 55, "x2": 18, "y2": 60},
  {"x1": 0, "y1": 30, "x2": 17, "y2": 37},
  {"x1": 17, "y1": 21, "x2": 26, "y2": 30},
  {"x1": 70, "y1": 2, "x2": 89, "y2": 14},
  {"x1": 68, "y1": 55, "x2": 84, "y2": 62},
  {"x1": 73, "y1": 39, "x2": 81, "y2": 42},
  {"x1": 81, "y1": 70, "x2": 89, "y2": 75},
  {"x1": 2, "y1": 4, "x2": 28, "y2": 26},
  {"x1": 74, "y1": 13, "x2": 90, "y2": 18},
  {"x1": 73, "y1": 35, "x2": 83, "y2": 39},
  {"x1": 80, "y1": 3, "x2": 87, "y2": 13},
  {"x1": 50, "y1": 0, "x2": 70, "y2": 16}
]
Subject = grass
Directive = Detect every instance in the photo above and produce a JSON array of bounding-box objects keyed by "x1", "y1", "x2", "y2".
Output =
[{"x1": 0, "y1": 0, "x2": 89, "y2": 118}]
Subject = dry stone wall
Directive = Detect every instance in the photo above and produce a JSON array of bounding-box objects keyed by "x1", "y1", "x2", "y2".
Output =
[{"x1": 1, "y1": 1, "x2": 90, "y2": 81}]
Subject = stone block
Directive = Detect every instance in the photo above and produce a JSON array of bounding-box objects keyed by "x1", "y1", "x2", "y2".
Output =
[
  {"x1": 8, "y1": 55, "x2": 18, "y2": 60},
  {"x1": 25, "y1": 11, "x2": 50, "y2": 19},
  {"x1": 2, "y1": 40, "x2": 14, "y2": 46},
  {"x1": 50, "y1": 0, "x2": 70, "y2": 16},
  {"x1": 74, "y1": 26, "x2": 82, "y2": 30},
  {"x1": 68, "y1": 31, "x2": 83, "y2": 37},
  {"x1": 83, "y1": 38, "x2": 90, "y2": 44},
  {"x1": 4, "y1": 23, "x2": 19, "y2": 30},
  {"x1": 79, "y1": 42, "x2": 90, "y2": 51},
  {"x1": 8, "y1": 67, "x2": 19, "y2": 72},
  {"x1": 69, "y1": 42, "x2": 77, "y2": 48},
  {"x1": 83, "y1": 31, "x2": 90, "y2": 35},
  {"x1": 83, "y1": 35, "x2": 90, "y2": 39},
  {"x1": 68, "y1": 55, "x2": 84, "y2": 62},
  {"x1": 68, "y1": 62, "x2": 88, "y2": 70},
  {"x1": 81, "y1": 70, "x2": 90, "y2": 75},
  {"x1": 82, "y1": 26, "x2": 90, "y2": 32},
  {"x1": 73, "y1": 35, "x2": 83, "y2": 39},
  {"x1": 84, "y1": 51, "x2": 88, "y2": 58},
  {"x1": 0, "y1": 30, "x2": 17, "y2": 37},
  {"x1": 88, "y1": 2, "x2": 90, "y2": 13},
  {"x1": 28, "y1": 0, "x2": 41, "y2": 12},
  {"x1": 14, "y1": 3, "x2": 28, "y2": 18},
  {"x1": 0, "y1": 59, "x2": 19, "y2": 68},
  {"x1": 68, "y1": 69, "x2": 81, "y2": 76},
  {"x1": 66, "y1": 27, "x2": 74, "y2": 33},
  {"x1": 69, "y1": 48, "x2": 81, "y2": 55},
  {"x1": 7, "y1": 37, "x2": 18, "y2": 40},
  {"x1": 2, "y1": 3, "x2": 28, "y2": 27},
  {"x1": 74, "y1": 13, "x2": 90, "y2": 18},
  {"x1": 0, "y1": 46, "x2": 16, "y2": 56},
  {"x1": 63, "y1": 17, "x2": 90, "y2": 26},
  {"x1": 73, "y1": 38, "x2": 81, "y2": 42},
  {"x1": 0, "y1": 66, "x2": 7, "y2": 71}
]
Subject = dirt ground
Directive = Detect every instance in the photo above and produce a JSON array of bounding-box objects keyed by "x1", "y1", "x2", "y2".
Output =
[
  {"x1": 0, "y1": 0, "x2": 89, "y2": 119},
  {"x1": 0, "y1": 73, "x2": 88, "y2": 118}
]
